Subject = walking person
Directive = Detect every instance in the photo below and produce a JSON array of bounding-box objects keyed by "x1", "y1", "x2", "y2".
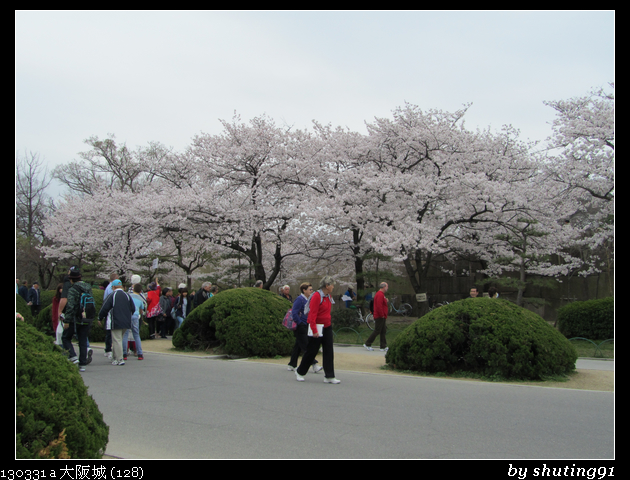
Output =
[
  {"x1": 101, "y1": 273, "x2": 119, "y2": 358},
  {"x1": 287, "y1": 282, "x2": 322, "y2": 374},
  {"x1": 295, "y1": 276, "x2": 340, "y2": 384},
  {"x1": 123, "y1": 283, "x2": 146, "y2": 360},
  {"x1": 60, "y1": 268, "x2": 95, "y2": 372},
  {"x1": 98, "y1": 279, "x2": 135, "y2": 366},
  {"x1": 363, "y1": 282, "x2": 389, "y2": 352}
]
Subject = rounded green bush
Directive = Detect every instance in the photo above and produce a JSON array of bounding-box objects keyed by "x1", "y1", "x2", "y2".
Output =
[
  {"x1": 173, "y1": 288, "x2": 294, "y2": 357},
  {"x1": 556, "y1": 297, "x2": 614, "y2": 340},
  {"x1": 385, "y1": 298, "x2": 577, "y2": 380},
  {"x1": 16, "y1": 294, "x2": 34, "y2": 324},
  {"x1": 16, "y1": 320, "x2": 109, "y2": 458}
]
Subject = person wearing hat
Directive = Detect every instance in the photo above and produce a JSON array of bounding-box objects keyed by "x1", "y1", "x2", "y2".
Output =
[
  {"x1": 61, "y1": 268, "x2": 95, "y2": 372},
  {"x1": 98, "y1": 279, "x2": 136, "y2": 366}
]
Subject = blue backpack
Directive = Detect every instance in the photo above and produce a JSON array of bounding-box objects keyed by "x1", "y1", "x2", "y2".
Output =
[{"x1": 72, "y1": 283, "x2": 96, "y2": 323}]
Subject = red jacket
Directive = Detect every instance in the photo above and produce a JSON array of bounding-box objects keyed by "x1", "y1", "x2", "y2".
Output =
[
  {"x1": 146, "y1": 287, "x2": 161, "y2": 318},
  {"x1": 373, "y1": 290, "x2": 388, "y2": 319},
  {"x1": 307, "y1": 291, "x2": 333, "y2": 331}
]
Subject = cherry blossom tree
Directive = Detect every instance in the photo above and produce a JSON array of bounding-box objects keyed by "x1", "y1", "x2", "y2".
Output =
[{"x1": 542, "y1": 84, "x2": 614, "y2": 276}]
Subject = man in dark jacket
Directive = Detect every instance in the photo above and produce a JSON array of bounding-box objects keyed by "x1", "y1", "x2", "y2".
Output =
[
  {"x1": 27, "y1": 282, "x2": 41, "y2": 317},
  {"x1": 194, "y1": 282, "x2": 213, "y2": 308},
  {"x1": 98, "y1": 279, "x2": 135, "y2": 366},
  {"x1": 61, "y1": 269, "x2": 94, "y2": 371}
]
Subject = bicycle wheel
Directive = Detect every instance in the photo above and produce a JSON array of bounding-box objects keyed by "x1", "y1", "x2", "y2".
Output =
[
  {"x1": 399, "y1": 303, "x2": 412, "y2": 317},
  {"x1": 365, "y1": 313, "x2": 375, "y2": 330}
]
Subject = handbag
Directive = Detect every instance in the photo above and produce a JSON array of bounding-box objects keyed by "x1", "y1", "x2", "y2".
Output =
[
  {"x1": 55, "y1": 320, "x2": 64, "y2": 345},
  {"x1": 282, "y1": 308, "x2": 297, "y2": 330},
  {"x1": 148, "y1": 302, "x2": 162, "y2": 318}
]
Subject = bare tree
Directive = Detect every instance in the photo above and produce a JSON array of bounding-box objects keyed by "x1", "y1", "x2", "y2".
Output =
[
  {"x1": 16, "y1": 150, "x2": 57, "y2": 288},
  {"x1": 16, "y1": 150, "x2": 54, "y2": 239}
]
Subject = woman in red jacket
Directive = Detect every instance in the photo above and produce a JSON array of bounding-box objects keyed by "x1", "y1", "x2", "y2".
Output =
[
  {"x1": 145, "y1": 279, "x2": 161, "y2": 339},
  {"x1": 295, "y1": 276, "x2": 340, "y2": 384}
]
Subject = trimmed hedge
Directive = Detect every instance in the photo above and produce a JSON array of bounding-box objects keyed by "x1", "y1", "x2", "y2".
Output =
[
  {"x1": 173, "y1": 288, "x2": 294, "y2": 357},
  {"x1": 385, "y1": 298, "x2": 577, "y2": 380},
  {"x1": 556, "y1": 297, "x2": 614, "y2": 340},
  {"x1": 16, "y1": 320, "x2": 109, "y2": 458}
]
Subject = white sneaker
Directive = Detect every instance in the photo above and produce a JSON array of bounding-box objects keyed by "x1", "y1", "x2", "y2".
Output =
[
  {"x1": 68, "y1": 356, "x2": 79, "y2": 364},
  {"x1": 312, "y1": 364, "x2": 323, "y2": 374},
  {"x1": 112, "y1": 359, "x2": 125, "y2": 366},
  {"x1": 104, "y1": 351, "x2": 112, "y2": 359},
  {"x1": 287, "y1": 365, "x2": 296, "y2": 371},
  {"x1": 324, "y1": 377, "x2": 341, "y2": 384},
  {"x1": 363, "y1": 344, "x2": 373, "y2": 351},
  {"x1": 380, "y1": 347, "x2": 389, "y2": 352},
  {"x1": 295, "y1": 371, "x2": 305, "y2": 382}
]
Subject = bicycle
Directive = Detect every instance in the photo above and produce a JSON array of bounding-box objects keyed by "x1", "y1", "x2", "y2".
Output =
[
  {"x1": 356, "y1": 307, "x2": 375, "y2": 330},
  {"x1": 427, "y1": 299, "x2": 450, "y2": 312},
  {"x1": 388, "y1": 296, "x2": 412, "y2": 316}
]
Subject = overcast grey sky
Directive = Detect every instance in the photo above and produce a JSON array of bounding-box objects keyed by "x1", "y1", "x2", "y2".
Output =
[{"x1": 15, "y1": 10, "x2": 614, "y2": 185}]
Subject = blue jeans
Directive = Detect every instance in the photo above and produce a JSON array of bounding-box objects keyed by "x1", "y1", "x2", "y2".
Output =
[
  {"x1": 123, "y1": 314, "x2": 143, "y2": 356},
  {"x1": 176, "y1": 316, "x2": 185, "y2": 328}
]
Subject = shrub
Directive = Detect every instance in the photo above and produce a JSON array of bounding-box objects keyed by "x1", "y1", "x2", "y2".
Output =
[
  {"x1": 331, "y1": 308, "x2": 360, "y2": 329},
  {"x1": 16, "y1": 320, "x2": 109, "y2": 458},
  {"x1": 172, "y1": 298, "x2": 219, "y2": 351},
  {"x1": 385, "y1": 298, "x2": 577, "y2": 380},
  {"x1": 556, "y1": 297, "x2": 614, "y2": 340},
  {"x1": 16, "y1": 294, "x2": 34, "y2": 324},
  {"x1": 173, "y1": 288, "x2": 294, "y2": 357}
]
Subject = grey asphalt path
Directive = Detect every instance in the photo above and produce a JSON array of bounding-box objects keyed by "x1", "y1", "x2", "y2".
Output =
[{"x1": 81, "y1": 351, "x2": 614, "y2": 459}]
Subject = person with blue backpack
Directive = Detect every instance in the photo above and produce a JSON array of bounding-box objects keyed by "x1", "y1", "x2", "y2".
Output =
[{"x1": 61, "y1": 268, "x2": 96, "y2": 372}]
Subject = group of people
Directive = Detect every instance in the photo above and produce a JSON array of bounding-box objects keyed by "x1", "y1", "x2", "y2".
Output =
[
  {"x1": 283, "y1": 277, "x2": 392, "y2": 384},
  {"x1": 16, "y1": 279, "x2": 42, "y2": 318},
  {"x1": 51, "y1": 267, "x2": 217, "y2": 371},
  {"x1": 37, "y1": 266, "x2": 497, "y2": 379},
  {"x1": 468, "y1": 286, "x2": 499, "y2": 298}
]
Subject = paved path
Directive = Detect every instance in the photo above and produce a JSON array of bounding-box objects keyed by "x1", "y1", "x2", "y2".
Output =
[{"x1": 81, "y1": 347, "x2": 614, "y2": 459}]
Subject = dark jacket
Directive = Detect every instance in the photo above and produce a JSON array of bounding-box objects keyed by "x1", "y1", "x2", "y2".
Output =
[
  {"x1": 174, "y1": 295, "x2": 192, "y2": 318},
  {"x1": 27, "y1": 287, "x2": 41, "y2": 306},
  {"x1": 65, "y1": 281, "x2": 93, "y2": 322},
  {"x1": 98, "y1": 288, "x2": 135, "y2": 330}
]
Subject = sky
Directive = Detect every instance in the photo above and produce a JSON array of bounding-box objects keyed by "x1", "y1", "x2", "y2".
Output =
[{"x1": 15, "y1": 10, "x2": 615, "y2": 196}]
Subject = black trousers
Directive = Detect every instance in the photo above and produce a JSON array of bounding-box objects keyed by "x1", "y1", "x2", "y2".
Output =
[
  {"x1": 62, "y1": 321, "x2": 92, "y2": 366},
  {"x1": 289, "y1": 323, "x2": 319, "y2": 368},
  {"x1": 297, "y1": 326, "x2": 334, "y2": 378}
]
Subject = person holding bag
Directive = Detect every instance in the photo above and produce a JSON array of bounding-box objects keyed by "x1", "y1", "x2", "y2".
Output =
[{"x1": 294, "y1": 276, "x2": 340, "y2": 384}]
